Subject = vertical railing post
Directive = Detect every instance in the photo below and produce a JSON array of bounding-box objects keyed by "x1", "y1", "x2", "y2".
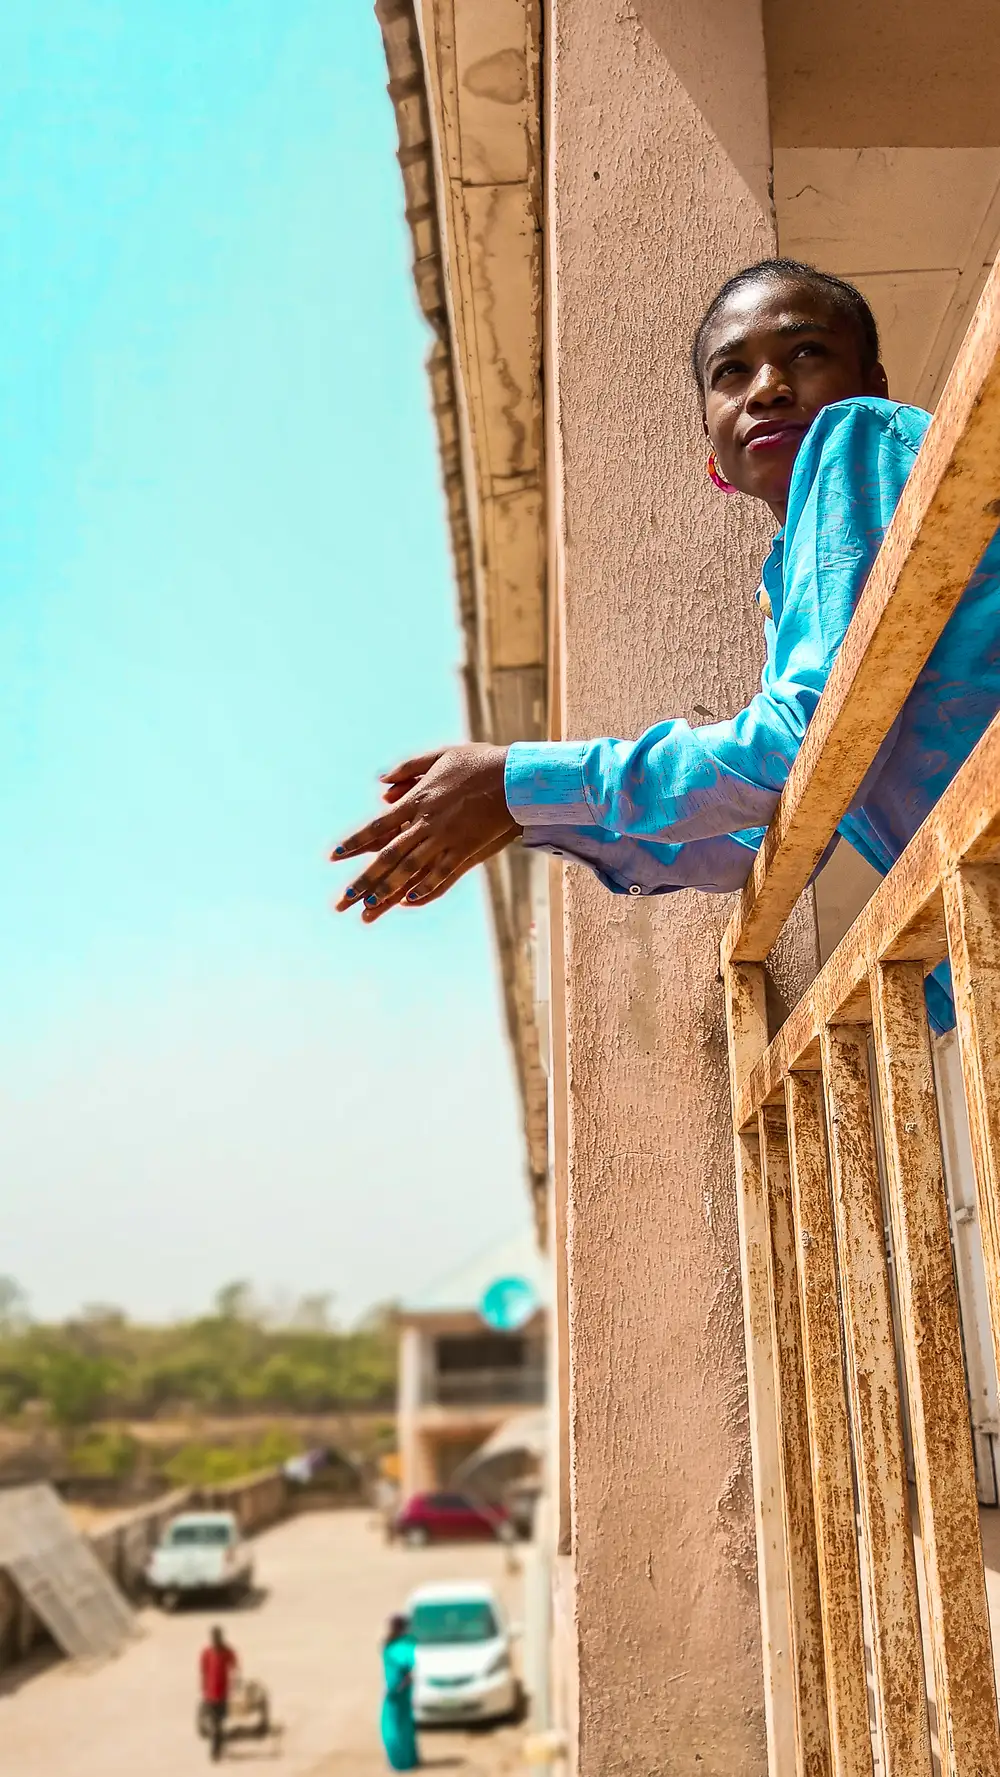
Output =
[
  {"x1": 724, "y1": 964, "x2": 797, "y2": 1777},
  {"x1": 943, "y1": 863, "x2": 1000, "y2": 1391},
  {"x1": 871, "y1": 962, "x2": 1000, "y2": 1777},
  {"x1": 759, "y1": 1105, "x2": 831, "y2": 1777},
  {"x1": 783, "y1": 1071, "x2": 872, "y2": 1777},
  {"x1": 820, "y1": 1024, "x2": 931, "y2": 1777}
]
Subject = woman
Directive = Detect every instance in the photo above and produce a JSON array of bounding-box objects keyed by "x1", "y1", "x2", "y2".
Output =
[
  {"x1": 332, "y1": 259, "x2": 1000, "y2": 1027},
  {"x1": 380, "y1": 1614, "x2": 419, "y2": 1772}
]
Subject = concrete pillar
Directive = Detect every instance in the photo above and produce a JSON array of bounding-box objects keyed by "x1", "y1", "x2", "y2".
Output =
[
  {"x1": 397, "y1": 1324, "x2": 425, "y2": 1500},
  {"x1": 546, "y1": 4, "x2": 813, "y2": 1771}
]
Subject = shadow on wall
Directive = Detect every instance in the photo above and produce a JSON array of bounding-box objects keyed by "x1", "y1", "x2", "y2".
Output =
[{"x1": 631, "y1": 0, "x2": 772, "y2": 213}]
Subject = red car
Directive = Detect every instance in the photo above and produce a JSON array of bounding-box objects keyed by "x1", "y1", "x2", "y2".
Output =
[{"x1": 392, "y1": 1491, "x2": 515, "y2": 1547}]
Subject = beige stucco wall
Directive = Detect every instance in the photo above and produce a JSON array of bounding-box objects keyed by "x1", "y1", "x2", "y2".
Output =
[{"x1": 545, "y1": 3, "x2": 816, "y2": 1770}]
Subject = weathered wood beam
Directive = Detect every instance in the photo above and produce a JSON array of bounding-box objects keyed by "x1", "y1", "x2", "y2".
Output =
[
  {"x1": 724, "y1": 965, "x2": 797, "y2": 1777},
  {"x1": 870, "y1": 966, "x2": 1000, "y2": 1776},
  {"x1": 820, "y1": 1027, "x2": 930, "y2": 1777},
  {"x1": 759, "y1": 1106, "x2": 832, "y2": 1777},
  {"x1": 784, "y1": 1073, "x2": 871, "y2": 1777}
]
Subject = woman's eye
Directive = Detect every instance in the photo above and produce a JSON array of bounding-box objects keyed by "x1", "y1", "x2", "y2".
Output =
[{"x1": 713, "y1": 362, "x2": 742, "y2": 384}]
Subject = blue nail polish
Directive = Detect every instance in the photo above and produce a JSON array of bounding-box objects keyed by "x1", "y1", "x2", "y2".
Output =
[
  {"x1": 334, "y1": 845, "x2": 345, "y2": 856},
  {"x1": 364, "y1": 893, "x2": 378, "y2": 907},
  {"x1": 344, "y1": 886, "x2": 357, "y2": 901},
  {"x1": 406, "y1": 891, "x2": 420, "y2": 903}
]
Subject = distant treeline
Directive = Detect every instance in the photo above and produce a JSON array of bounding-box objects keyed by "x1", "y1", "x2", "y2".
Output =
[{"x1": 0, "y1": 1278, "x2": 397, "y2": 1427}]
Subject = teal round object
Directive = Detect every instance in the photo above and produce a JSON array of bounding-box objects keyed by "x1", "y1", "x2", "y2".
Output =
[{"x1": 479, "y1": 1275, "x2": 538, "y2": 1332}]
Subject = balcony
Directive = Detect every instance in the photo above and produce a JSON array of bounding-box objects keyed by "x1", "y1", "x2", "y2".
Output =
[
  {"x1": 722, "y1": 254, "x2": 1000, "y2": 1774},
  {"x1": 421, "y1": 1367, "x2": 546, "y2": 1408}
]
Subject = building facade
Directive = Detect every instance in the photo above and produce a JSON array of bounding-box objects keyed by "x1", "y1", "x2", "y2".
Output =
[
  {"x1": 396, "y1": 1236, "x2": 547, "y2": 1500},
  {"x1": 375, "y1": 3, "x2": 1000, "y2": 1772}
]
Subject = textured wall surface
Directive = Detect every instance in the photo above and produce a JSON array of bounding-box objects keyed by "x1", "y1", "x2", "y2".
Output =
[{"x1": 547, "y1": 3, "x2": 809, "y2": 1770}]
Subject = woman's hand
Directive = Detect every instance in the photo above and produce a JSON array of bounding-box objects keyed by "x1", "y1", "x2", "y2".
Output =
[{"x1": 331, "y1": 743, "x2": 518, "y2": 921}]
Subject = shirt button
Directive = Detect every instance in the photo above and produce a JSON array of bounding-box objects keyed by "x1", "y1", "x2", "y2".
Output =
[{"x1": 628, "y1": 883, "x2": 642, "y2": 896}]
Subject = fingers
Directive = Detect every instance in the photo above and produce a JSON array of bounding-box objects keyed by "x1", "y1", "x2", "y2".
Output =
[
  {"x1": 353, "y1": 825, "x2": 519, "y2": 924},
  {"x1": 402, "y1": 828, "x2": 517, "y2": 908},
  {"x1": 358, "y1": 839, "x2": 447, "y2": 919},
  {"x1": 379, "y1": 750, "x2": 447, "y2": 786},
  {"x1": 361, "y1": 832, "x2": 507, "y2": 922},
  {"x1": 331, "y1": 799, "x2": 416, "y2": 862},
  {"x1": 333, "y1": 744, "x2": 513, "y2": 922},
  {"x1": 381, "y1": 780, "x2": 419, "y2": 805},
  {"x1": 335, "y1": 823, "x2": 440, "y2": 912},
  {"x1": 360, "y1": 858, "x2": 440, "y2": 922},
  {"x1": 331, "y1": 751, "x2": 449, "y2": 853}
]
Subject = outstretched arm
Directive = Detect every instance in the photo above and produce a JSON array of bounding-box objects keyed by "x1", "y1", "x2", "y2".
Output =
[{"x1": 331, "y1": 404, "x2": 921, "y2": 917}]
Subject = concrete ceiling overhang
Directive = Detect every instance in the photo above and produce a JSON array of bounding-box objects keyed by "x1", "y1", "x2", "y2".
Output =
[
  {"x1": 375, "y1": 0, "x2": 545, "y2": 746},
  {"x1": 375, "y1": 0, "x2": 549, "y2": 1237},
  {"x1": 766, "y1": 0, "x2": 1000, "y2": 407},
  {"x1": 765, "y1": 0, "x2": 1000, "y2": 151}
]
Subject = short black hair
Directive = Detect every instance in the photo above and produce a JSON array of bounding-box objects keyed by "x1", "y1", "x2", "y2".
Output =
[{"x1": 691, "y1": 258, "x2": 880, "y2": 392}]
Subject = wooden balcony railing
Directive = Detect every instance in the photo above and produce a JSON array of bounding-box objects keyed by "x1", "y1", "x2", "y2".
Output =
[{"x1": 722, "y1": 250, "x2": 1000, "y2": 1777}]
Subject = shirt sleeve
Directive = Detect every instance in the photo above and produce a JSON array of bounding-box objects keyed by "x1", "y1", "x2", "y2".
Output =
[
  {"x1": 505, "y1": 400, "x2": 923, "y2": 846},
  {"x1": 519, "y1": 824, "x2": 765, "y2": 895}
]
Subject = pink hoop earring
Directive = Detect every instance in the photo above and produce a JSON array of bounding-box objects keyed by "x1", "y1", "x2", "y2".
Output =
[{"x1": 707, "y1": 447, "x2": 738, "y2": 495}]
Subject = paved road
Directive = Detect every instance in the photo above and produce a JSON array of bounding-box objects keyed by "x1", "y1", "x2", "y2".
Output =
[{"x1": 0, "y1": 1511, "x2": 527, "y2": 1777}]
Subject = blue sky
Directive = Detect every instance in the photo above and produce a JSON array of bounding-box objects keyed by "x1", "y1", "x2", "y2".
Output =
[{"x1": 0, "y1": 2, "x2": 527, "y2": 1323}]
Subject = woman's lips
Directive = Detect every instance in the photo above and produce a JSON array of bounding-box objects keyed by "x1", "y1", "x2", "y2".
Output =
[{"x1": 743, "y1": 423, "x2": 806, "y2": 453}]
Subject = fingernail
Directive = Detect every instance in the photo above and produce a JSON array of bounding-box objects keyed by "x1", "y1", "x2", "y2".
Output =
[
  {"x1": 333, "y1": 845, "x2": 345, "y2": 856},
  {"x1": 406, "y1": 891, "x2": 421, "y2": 903},
  {"x1": 344, "y1": 886, "x2": 358, "y2": 901},
  {"x1": 364, "y1": 893, "x2": 378, "y2": 907}
]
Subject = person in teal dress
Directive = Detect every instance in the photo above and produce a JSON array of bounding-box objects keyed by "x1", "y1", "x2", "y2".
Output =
[{"x1": 380, "y1": 1614, "x2": 419, "y2": 1771}]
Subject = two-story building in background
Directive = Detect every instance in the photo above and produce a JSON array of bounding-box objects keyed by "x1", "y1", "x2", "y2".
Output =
[{"x1": 396, "y1": 1234, "x2": 547, "y2": 1500}]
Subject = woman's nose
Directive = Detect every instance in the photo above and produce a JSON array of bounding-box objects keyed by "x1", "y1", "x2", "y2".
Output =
[{"x1": 746, "y1": 365, "x2": 793, "y2": 407}]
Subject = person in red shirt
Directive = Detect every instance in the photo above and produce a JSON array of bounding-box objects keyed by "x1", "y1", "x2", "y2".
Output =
[{"x1": 199, "y1": 1626, "x2": 238, "y2": 1762}]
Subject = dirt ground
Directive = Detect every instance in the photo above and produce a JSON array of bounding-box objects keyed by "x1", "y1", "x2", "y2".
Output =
[{"x1": 0, "y1": 1510, "x2": 528, "y2": 1777}]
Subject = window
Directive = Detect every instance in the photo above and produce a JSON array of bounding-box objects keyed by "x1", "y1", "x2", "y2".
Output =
[
  {"x1": 167, "y1": 1520, "x2": 233, "y2": 1547},
  {"x1": 435, "y1": 1334, "x2": 527, "y2": 1372},
  {"x1": 410, "y1": 1600, "x2": 498, "y2": 1645}
]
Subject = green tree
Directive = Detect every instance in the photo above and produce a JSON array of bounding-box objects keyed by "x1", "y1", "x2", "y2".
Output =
[{"x1": 35, "y1": 1349, "x2": 115, "y2": 1429}]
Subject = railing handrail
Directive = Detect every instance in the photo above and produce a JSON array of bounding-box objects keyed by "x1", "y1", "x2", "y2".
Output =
[
  {"x1": 423, "y1": 1367, "x2": 546, "y2": 1405},
  {"x1": 722, "y1": 249, "x2": 1000, "y2": 969},
  {"x1": 432, "y1": 1364, "x2": 546, "y2": 1378},
  {"x1": 732, "y1": 704, "x2": 1000, "y2": 1130}
]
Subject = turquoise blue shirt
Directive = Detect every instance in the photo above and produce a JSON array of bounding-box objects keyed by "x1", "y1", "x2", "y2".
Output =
[{"x1": 504, "y1": 398, "x2": 1000, "y2": 1029}]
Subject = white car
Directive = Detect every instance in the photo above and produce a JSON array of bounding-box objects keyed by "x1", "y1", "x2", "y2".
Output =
[
  {"x1": 407, "y1": 1581, "x2": 520, "y2": 1726},
  {"x1": 146, "y1": 1510, "x2": 254, "y2": 1609}
]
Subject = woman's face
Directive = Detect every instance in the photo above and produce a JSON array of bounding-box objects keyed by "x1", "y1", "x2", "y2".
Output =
[{"x1": 700, "y1": 277, "x2": 888, "y2": 522}]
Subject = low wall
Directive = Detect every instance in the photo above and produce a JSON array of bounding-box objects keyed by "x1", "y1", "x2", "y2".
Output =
[
  {"x1": 0, "y1": 1467, "x2": 290, "y2": 1677},
  {"x1": 191, "y1": 1466, "x2": 290, "y2": 1536}
]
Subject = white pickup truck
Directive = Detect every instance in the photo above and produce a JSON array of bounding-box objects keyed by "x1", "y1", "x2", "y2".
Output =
[{"x1": 146, "y1": 1510, "x2": 254, "y2": 1610}]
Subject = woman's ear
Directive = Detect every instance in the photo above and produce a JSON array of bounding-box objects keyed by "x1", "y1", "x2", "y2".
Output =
[{"x1": 868, "y1": 360, "x2": 890, "y2": 400}]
